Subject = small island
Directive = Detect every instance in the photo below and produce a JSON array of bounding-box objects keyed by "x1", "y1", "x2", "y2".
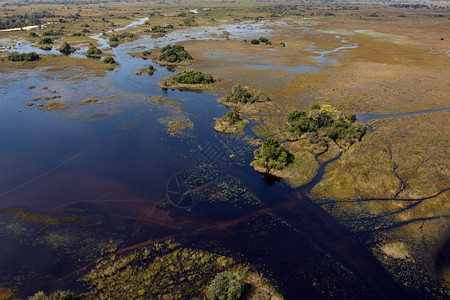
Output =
[
  {"x1": 153, "y1": 44, "x2": 192, "y2": 67},
  {"x1": 7, "y1": 52, "x2": 40, "y2": 62},
  {"x1": 218, "y1": 84, "x2": 270, "y2": 106},
  {"x1": 214, "y1": 110, "x2": 249, "y2": 134},
  {"x1": 136, "y1": 64, "x2": 156, "y2": 75},
  {"x1": 85, "y1": 45, "x2": 102, "y2": 58},
  {"x1": 158, "y1": 70, "x2": 215, "y2": 91},
  {"x1": 251, "y1": 137, "x2": 293, "y2": 173},
  {"x1": 250, "y1": 104, "x2": 368, "y2": 186}
]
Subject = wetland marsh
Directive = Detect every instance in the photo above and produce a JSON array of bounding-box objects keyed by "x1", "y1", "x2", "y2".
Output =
[{"x1": 0, "y1": 1, "x2": 448, "y2": 299}]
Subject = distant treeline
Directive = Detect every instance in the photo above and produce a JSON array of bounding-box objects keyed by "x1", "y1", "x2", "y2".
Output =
[
  {"x1": 0, "y1": 12, "x2": 54, "y2": 30},
  {"x1": 389, "y1": 4, "x2": 429, "y2": 9}
]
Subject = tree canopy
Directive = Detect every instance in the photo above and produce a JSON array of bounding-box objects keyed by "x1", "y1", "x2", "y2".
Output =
[
  {"x1": 157, "y1": 44, "x2": 192, "y2": 63},
  {"x1": 172, "y1": 70, "x2": 214, "y2": 84},
  {"x1": 252, "y1": 138, "x2": 293, "y2": 171},
  {"x1": 207, "y1": 272, "x2": 245, "y2": 300},
  {"x1": 85, "y1": 46, "x2": 102, "y2": 58},
  {"x1": 59, "y1": 42, "x2": 76, "y2": 55},
  {"x1": 286, "y1": 104, "x2": 366, "y2": 145},
  {"x1": 8, "y1": 52, "x2": 40, "y2": 62}
]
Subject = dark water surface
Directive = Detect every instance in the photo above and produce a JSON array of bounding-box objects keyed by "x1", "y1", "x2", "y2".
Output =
[{"x1": 0, "y1": 22, "x2": 433, "y2": 299}]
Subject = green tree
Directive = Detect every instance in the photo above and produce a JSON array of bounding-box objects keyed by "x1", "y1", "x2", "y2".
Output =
[
  {"x1": 157, "y1": 44, "x2": 192, "y2": 63},
  {"x1": 102, "y1": 56, "x2": 116, "y2": 64},
  {"x1": 253, "y1": 138, "x2": 293, "y2": 171},
  {"x1": 85, "y1": 45, "x2": 102, "y2": 58},
  {"x1": 207, "y1": 272, "x2": 245, "y2": 300},
  {"x1": 59, "y1": 42, "x2": 75, "y2": 55}
]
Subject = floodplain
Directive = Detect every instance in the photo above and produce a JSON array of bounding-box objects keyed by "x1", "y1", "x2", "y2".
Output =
[{"x1": 0, "y1": 0, "x2": 448, "y2": 299}]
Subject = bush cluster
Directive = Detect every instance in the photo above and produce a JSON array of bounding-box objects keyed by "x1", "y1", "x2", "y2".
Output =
[
  {"x1": 253, "y1": 137, "x2": 293, "y2": 171},
  {"x1": 7, "y1": 52, "x2": 40, "y2": 62},
  {"x1": 59, "y1": 42, "x2": 76, "y2": 55},
  {"x1": 102, "y1": 56, "x2": 116, "y2": 64},
  {"x1": 222, "y1": 111, "x2": 242, "y2": 125},
  {"x1": 172, "y1": 70, "x2": 214, "y2": 84},
  {"x1": 223, "y1": 84, "x2": 255, "y2": 104},
  {"x1": 207, "y1": 272, "x2": 245, "y2": 300},
  {"x1": 85, "y1": 46, "x2": 102, "y2": 58},
  {"x1": 286, "y1": 104, "x2": 366, "y2": 144},
  {"x1": 157, "y1": 44, "x2": 192, "y2": 63},
  {"x1": 38, "y1": 37, "x2": 53, "y2": 45}
]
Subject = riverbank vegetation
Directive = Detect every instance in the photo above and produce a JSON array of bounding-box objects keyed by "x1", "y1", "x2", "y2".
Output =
[
  {"x1": 286, "y1": 104, "x2": 367, "y2": 149},
  {"x1": 136, "y1": 64, "x2": 156, "y2": 75},
  {"x1": 153, "y1": 44, "x2": 192, "y2": 66},
  {"x1": 158, "y1": 70, "x2": 215, "y2": 91},
  {"x1": 85, "y1": 45, "x2": 102, "y2": 58},
  {"x1": 58, "y1": 42, "x2": 76, "y2": 55},
  {"x1": 214, "y1": 110, "x2": 249, "y2": 134},
  {"x1": 82, "y1": 240, "x2": 281, "y2": 299},
  {"x1": 220, "y1": 84, "x2": 270, "y2": 105},
  {"x1": 7, "y1": 52, "x2": 39, "y2": 62},
  {"x1": 251, "y1": 137, "x2": 293, "y2": 173}
]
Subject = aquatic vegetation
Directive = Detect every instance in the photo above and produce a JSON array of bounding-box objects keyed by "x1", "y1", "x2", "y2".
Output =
[
  {"x1": 214, "y1": 110, "x2": 249, "y2": 134},
  {"x1": 83, "y1": 96, "x2": 99, "y2": 103},
  {"x1": 82, "y1": 241, "x2": 280, "y2": 299},
  {"x1": 26, "y1": 102, "x2": 34, "y2": 106},
  {"x1": 251, "y1": 138, "x2": 294, "y2": 172},
  {"x1": 29, "y1": 290, "x2": 74, "y2": 300},
  {"x1": 166, "y1": 118, "x2": 194, "y2": 136},
  {"x1": 136, "y1": 64, "x2": 156, "y2": 75},
  {"x1": 7, "y1": 52, "x2": 40, "y2": 62},
  {"x1": 148, "y1": 96, "x2": 180, "y2": 110},
  {"x1": 45, "y1": 101, "x2": 67, "y2": 111}
]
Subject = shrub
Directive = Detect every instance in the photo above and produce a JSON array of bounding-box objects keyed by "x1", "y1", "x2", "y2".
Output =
[
  {"x1": 286, "y1": 104, "x2": 367, "y2": 145},
  {"x1": 7, "y1": 52, "x2": 40, "y2": 62},
  {"x1": 157, "y1": 44, "x2": 192, "y2": 63},
  {"x1": 28, "y1": 32, "x2": 39, "y2": 38},
  {"x1": 51, "y1": 290, "x2": 75, "y2": 300},
  {"x1": 253, "y1": 137, "x2": 293, "y2": 171},
  {"x1": 28, "y1": 291, "x2": 48, "y2": 300},
  {"x1": 59, "y1": 42, "x2": 76, "y2": 55},
  {"x1": 172, "y1": 70, "x2": 214, "y2": 84},
  {"x1": 102, "y1": 56, "x2": 116, "y2": 64},
  {"x1": 258, "y1": 37, "x2": 269, "y2": 43},
  {"x1": 85, "y1": 46, "x2": 102, "y2": 58},
  {"x1": 207, "y1": 272, "x2": 245, "y2": 300},
  {"x1": 250, "y1": 39, "x2": 260, "y2": 44},
  {"x1": 224, "y1": 84, "x2": 254, "y2": 104},
  {"x1": 38, "y1": 37, "x2": 53, "y2": 44}
]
